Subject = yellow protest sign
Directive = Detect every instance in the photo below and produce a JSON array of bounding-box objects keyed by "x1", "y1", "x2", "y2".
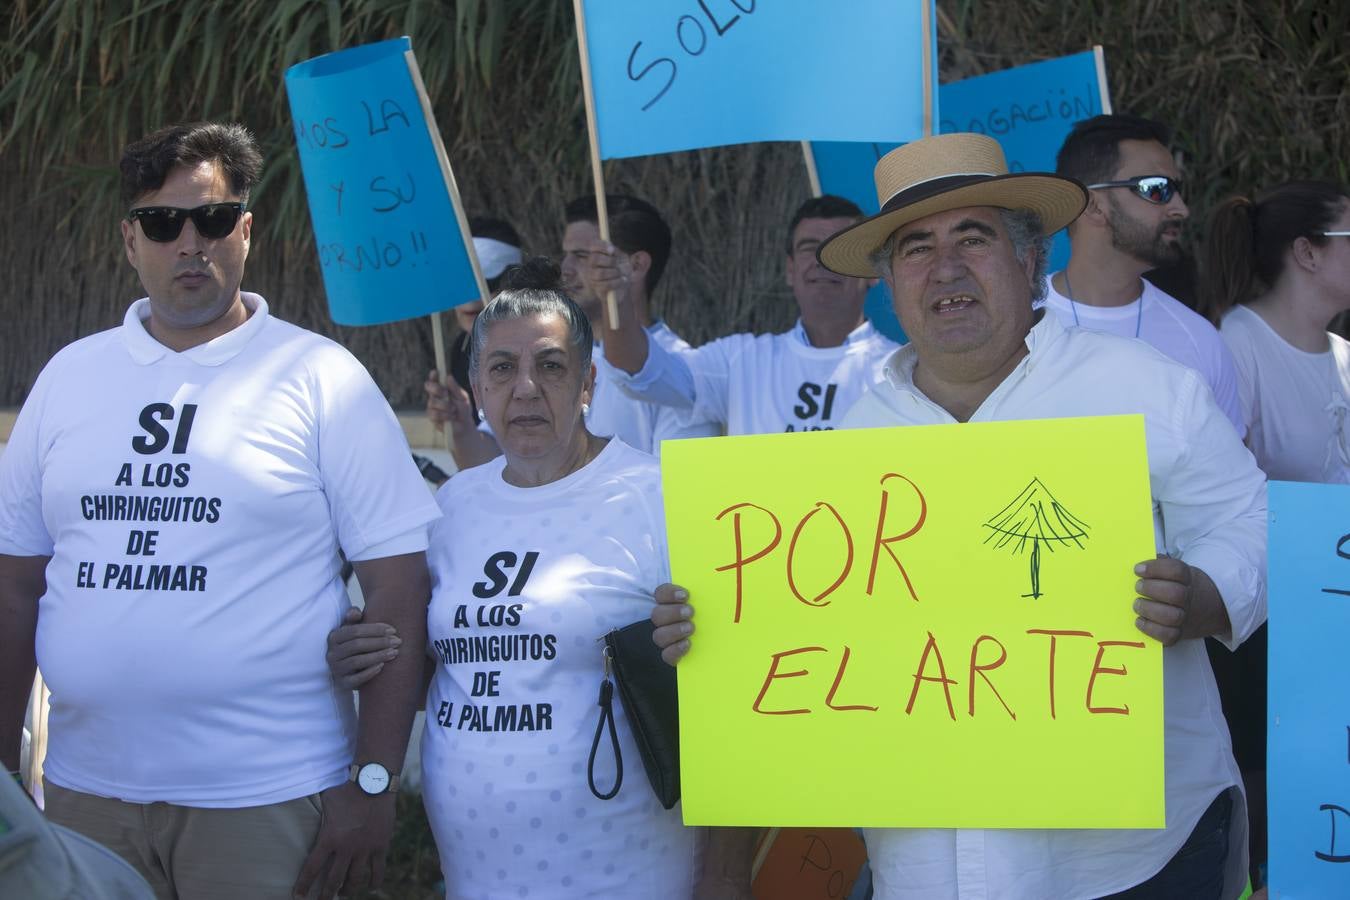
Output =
[{"x1": 661, "y1": 415, "x2": 1162, "y2": 829}]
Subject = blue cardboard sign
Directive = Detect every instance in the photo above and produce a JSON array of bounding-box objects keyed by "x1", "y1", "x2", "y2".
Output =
[
  {"x1": 808, "y1": 140, "x2": 910, "y2": 342},
  {"x1": 579, "y1": 0, "x2": 935, "y2": 159},
  {"x1": 286, "y1": 38, "x2": 481, "y2": 326},
  {"x1": 810, "y1": 49, "x2": 1110, "y2": 342},
  {"x1": 1268, "y1": 481, "x2": 1350, "y2": 898}
]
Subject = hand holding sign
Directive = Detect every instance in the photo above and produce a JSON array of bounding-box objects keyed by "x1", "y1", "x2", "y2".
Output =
[
  {"x1": 651, "y1": 583, "x2": 695, "y2": 665},
  {"x1": 578, "y1": 240, "x2": 640, "y2": 309},
  {"x1": 1131, "y1": 557, "x2": 1230, "y2": 647}
]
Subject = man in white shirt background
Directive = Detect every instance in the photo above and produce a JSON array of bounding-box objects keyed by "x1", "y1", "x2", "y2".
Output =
[
  {"x1": 1046, "y1": 113, "x2": 1246, "y2": 437},
  {"x1": 655, "y1": 133, "x2": 1267, "y2": 900},
  {"x1": 593, "y1": 195, "x2": 902, "y2": 436}
]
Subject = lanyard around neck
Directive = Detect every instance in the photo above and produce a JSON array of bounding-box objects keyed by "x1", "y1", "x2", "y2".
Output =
[{"x1": 1063, "y1": 270, "x2": 1143, "y2": 339}]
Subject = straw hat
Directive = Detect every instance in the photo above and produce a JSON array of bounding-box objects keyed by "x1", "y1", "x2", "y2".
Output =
[{"x1": 817, "y1": 133, "x2": 1087, "y2": 277}]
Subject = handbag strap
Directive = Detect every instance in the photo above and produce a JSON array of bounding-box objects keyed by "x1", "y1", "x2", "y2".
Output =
[{"x1": 587, "y1": 642, "x2": 623, "y2": 800}]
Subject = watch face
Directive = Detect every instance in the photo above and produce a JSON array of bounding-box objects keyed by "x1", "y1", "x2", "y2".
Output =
[{"x1": 357, "y1": 764, "x2": 390, "y2": 795}]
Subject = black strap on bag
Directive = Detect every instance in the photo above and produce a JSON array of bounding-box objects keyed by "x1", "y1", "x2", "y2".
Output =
[
  {"x1": 586, "y1": 621, "x2": 681, "y2": 809},
  {"x1": 587, "y1": 644, "x2": 622, "y2": 800}
]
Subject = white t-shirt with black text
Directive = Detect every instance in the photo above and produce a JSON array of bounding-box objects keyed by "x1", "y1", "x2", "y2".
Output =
[
  {"x1": 0, "y1": 294, "x2": 441, "y2": 806},
  {"x1": 617, "y1": 319, "x2": 900, "y2": 435},
  {"x1": 420, "y1": 439, "x2": 700, "y2": 899}
]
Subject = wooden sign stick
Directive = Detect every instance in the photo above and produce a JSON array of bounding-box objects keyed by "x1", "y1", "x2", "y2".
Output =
[
  {"x1": 405, "y1": 48, "x2": 489, "y2": 452},
  {"x1": 571, "y1": 0, "x2": 621, "y2": 330},
  {"x1": 921, "y1": 0, "x2": 934, "y2": 138},
  {"x1": 800, "y1": 141, "x2": 824, "y2": 199},
  {"x1": 1093, "y1": 45, "x2": 1114, "y2": 114}
]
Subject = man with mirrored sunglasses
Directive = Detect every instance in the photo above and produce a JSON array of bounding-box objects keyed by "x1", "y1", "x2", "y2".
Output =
[
  {"x1": 1049, "y1": 114, "x2": 1246, "y2": 438},
  {"x1": 0, "y1": 121, "x2": 440, "y2": 900}
]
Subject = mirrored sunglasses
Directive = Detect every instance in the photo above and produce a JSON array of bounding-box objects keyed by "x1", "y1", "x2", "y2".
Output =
[
  {"x1": 127, "y1": 202, "x2": 244, "y2": 242},
  {"x1": 1086, "y1": 175, "x2": 1182, "y2": 205}
]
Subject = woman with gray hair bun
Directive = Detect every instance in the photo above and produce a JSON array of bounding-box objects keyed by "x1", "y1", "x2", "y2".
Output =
[
  {"x1": 431, "y1": 216, "x2": 525, "y2": 471},
  {"x1": 330, "y1": 256, "x2": 716, "y2": 898}
]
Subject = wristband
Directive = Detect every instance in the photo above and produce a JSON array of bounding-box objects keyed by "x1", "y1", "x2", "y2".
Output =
[{"x1": 7, "y1": 769, "x2": 22, "y2": 787}]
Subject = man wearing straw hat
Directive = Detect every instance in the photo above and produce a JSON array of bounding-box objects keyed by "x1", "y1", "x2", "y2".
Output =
[{"x1": 654, "y1": 133, "x2": 1266, "y2": 899}]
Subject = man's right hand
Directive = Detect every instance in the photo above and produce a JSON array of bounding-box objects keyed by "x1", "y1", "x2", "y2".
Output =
[
  {"x1": 651, "y1": 583, "x2": 695, "y2": 665},
  {"x1": 579, "y1": 240, "x2": 638, "y2": 310},
  {"x1": 293, "y1": 781, "x2": 397, "y2": 899},
  {"x1": 326, "y1": 606, "x2": 400, "y2": 690}
]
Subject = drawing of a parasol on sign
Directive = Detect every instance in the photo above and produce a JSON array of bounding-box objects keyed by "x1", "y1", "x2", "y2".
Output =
[{"x1": 982, "y1": 477, "x2": 1091, "y2": 599}]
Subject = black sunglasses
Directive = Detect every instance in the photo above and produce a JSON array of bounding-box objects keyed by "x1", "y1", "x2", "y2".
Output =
[
  {"x1": 1086, "y1": 175, "x2": 1182, "y2": 205},
  {"x1": 127, "y1": 202, "x2": 245, "y2": 242}
]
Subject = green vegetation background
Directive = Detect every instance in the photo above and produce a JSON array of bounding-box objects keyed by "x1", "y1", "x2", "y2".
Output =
[{"x1": 0, "y1": 0, "x2": 1344, "y2": 410}]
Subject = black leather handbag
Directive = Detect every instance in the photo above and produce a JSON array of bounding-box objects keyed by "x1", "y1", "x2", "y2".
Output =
[{"x1": 586, "y1": 620, "x2": 681, "y2": 810}]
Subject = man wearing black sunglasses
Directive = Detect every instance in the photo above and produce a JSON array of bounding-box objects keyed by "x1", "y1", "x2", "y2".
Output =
[
  {"x1": 1048, "y1": 114, "x2": 1246, "y2": 438},
  {"x1": 0, "y1": 122, "x2": 440, "y2": 900}
]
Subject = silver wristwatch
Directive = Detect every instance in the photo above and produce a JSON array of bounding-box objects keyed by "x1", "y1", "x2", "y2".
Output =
[{"x1": 349, "y1": 762, "x2": 400, "y2": 795}]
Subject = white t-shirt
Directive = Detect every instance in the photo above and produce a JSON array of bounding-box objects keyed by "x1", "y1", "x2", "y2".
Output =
[
  {"x1": 616, "y1": 319, "x2": 901, "y2": 435},
  {"x1": 421, "y1": 439, "x2": 701, "y2": 899},
  {"x1": 844, "y1": 312, "x2": 1266, "y2": 900},
  {"x1": 1043, "y1": 274, "x2": 1247, "y2": 437},
  {"x1": 0, "y1": 294, "x2": 442, "y2": 806},
  {"x1": 478, "y1": 322, "x2": 719, "y2": 455},
  {"x1": 1221, "y1": 304, "x2": 1350, "y2": 483}
]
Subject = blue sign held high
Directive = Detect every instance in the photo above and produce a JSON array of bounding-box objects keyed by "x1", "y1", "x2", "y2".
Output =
[
  {"x1": 811, "y1": 49, "x2": 1110, "y2": 342},
  {"x1": 1268, "y1": 480, "x2": 1350, "y2": 898},
  {"x1": 286, "y1": 38, "x2": 481, "y2": 326},
  {"x1": 580, "y1": 0, "x2": 935, "y2": 159}
]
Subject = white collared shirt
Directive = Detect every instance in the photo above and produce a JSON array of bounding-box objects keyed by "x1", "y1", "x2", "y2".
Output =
[
  {"x1": 612, "y1": 318, "x2": 901, "y2": 435},
  {"x1": 843, "y1": 312, "x2": 1266, "y2": 900}
]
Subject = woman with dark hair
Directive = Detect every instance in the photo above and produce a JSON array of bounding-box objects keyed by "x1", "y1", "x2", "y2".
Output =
[
  {"x1": 332, "y1": 257, "x2": 716, "y2": 898},
  {"x1": 1202, "y1": 180, "x2": 1350, "y2": 483},
  {"x1": 1200, "y1": 181, "x2": 1350, "y2": 894}
]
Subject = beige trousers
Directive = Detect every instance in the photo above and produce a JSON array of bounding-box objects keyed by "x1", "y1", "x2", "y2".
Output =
[{"x1": 44, "y1": 780, "x2": 324, "y2": 900}]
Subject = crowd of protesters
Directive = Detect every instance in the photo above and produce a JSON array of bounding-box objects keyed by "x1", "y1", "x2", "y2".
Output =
[{"x1": 1, "y1": 110, "x2": 1346, "y2": 900}]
